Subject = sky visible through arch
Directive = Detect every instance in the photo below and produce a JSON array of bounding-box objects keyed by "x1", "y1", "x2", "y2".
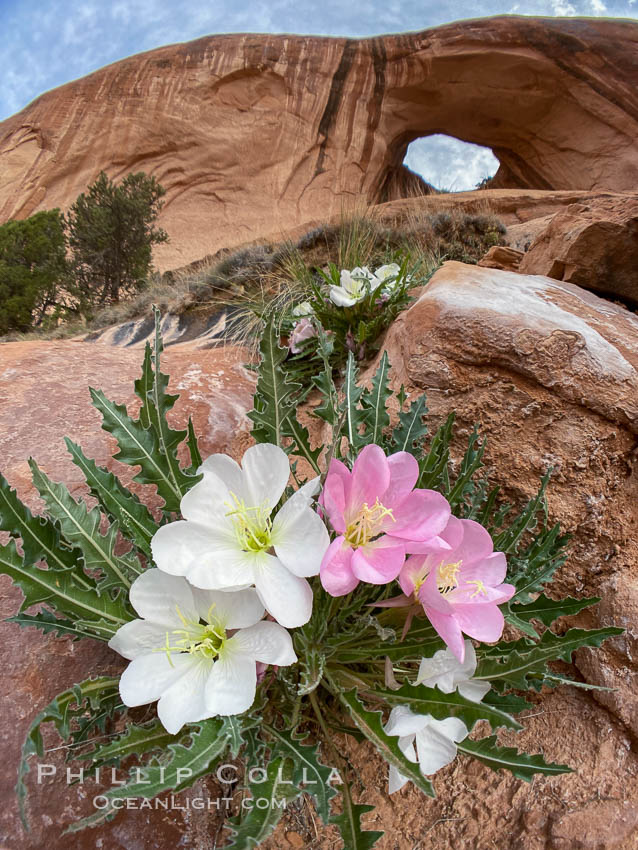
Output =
[{"x1": 1, "y1": 0, "x2": 636, "y2": 189}]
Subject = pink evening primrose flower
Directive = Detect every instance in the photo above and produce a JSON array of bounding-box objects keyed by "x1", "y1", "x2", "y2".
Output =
[
  {"x1": 399, "y1": 516, "x2": 515, "y2": 662},
  {"x1": 319, "y1": 445, "x2": 451, "y2": 596},
  {"x1": 289, "y1": 317, "x2": 317, "y2": 353}
]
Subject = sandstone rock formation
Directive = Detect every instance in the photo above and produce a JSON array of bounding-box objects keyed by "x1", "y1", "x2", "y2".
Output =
[
  {"x1": 518, "y1": 196, "x2": 638, "y2": 306},
  {"x1": 477, "y1": 245, "x2": 524, "y2": 272},
  {"x1": 374, "y1": 261, "x2": 638, "y2": 849},
  {"x1": 0, "y1": 340, "x2": 255, "y2": 849},
  {"x1": 1, "y1": 17, "x2": 637, "y2": 270}
]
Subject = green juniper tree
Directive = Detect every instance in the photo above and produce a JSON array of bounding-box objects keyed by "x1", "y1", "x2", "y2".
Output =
[
  {"x1": 0, "y1": 209, "x2": 69, "y2": 334},
  {"x1": 65, "y1": 170, "x2": 168, "y2": 309}
]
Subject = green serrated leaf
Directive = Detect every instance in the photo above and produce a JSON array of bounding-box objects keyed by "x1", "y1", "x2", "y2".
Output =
[
  {"x1": 475, "y1": 627, "x2": 623, "y2": 690},
  {"x1": 248, "y1": 318, "x2": 301, "y2": 447},
  {"x1": 17, "y1": 677, "x2": 119, "y2": 829},
  {"x1": 0, "y1": 471, "x2": 84, "y2": 572},
  {"x1": 0, "y1": 538, "x2": 130, "y2": 634},
  {"x1": 68, "y1": 717, "x2": 232, "y2": 832},
  {"x1": 343, "y1": 352, "x2": 365, "y2": 452},
  {"x1": 282, "y1": 414, "x2": 322, "y2": 475},
  {"x1": 330, "y1": 797, "x2": 382, "y2": 850},
  {"x1": 339, "y1": 690, "x2": 434, "y2": 797},
  {"x1": 225, "y1": 757, "x2": 302, "y2": 849},
  {"x1": 482, "y1": 691, "x2": 532, "y2": 715},
  {"x1": 375, "y1": 683, "x2": 521, "y2": 732},
  {"x1": 360, "y1": 351, "x2": 391, "y2": 446},
  {"x1": 145, "y1": 310, "x2": 195, "y2": 500},
  {"x1": 265, "y1": 724, "x2": 337, "y2": 821},
  {"x1": 458, "y1": 735, "x2": 572, "y2": 781},
  {"x1": 249, "y1": 318, "x2": 322, "y2": 472},
  {"x1": 186, "y1": 417, "x2": 203, "y2": 473},
  {"x1": 90, "y1": 389, "x2": 188, "y2": 513},
  {"x1": 7, "y1": 610, "x2": 110, "y2": 641},
  {"x1": 510, "y1": 595, "x2": 598, "y2": 627},
  {"x1": 418, "y1": 413, "x2": 454, "y2": 491},
  {"x1": 391, "y1": 393, "x2": 428, "y2": 454},
  {"x1": 65, "y1": 438, "x2": 156, "y2": 559},
  {"x1": 446, "y1": 425, "x2": 486, "y2": 510},
  {"x1": 29, "y1": 459, "x2": 140, "y2": 592},
  {"x1": 90, "y1": 719, "x2": 177, "y2": 766}
]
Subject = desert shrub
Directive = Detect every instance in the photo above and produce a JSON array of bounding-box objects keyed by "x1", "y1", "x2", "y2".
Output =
[
  {"x1": 65, "y1": 170, "x2": 168, "y2": 310},
  {"x1": 0, "y1": 210, "x2": 69, "y2": 334}
]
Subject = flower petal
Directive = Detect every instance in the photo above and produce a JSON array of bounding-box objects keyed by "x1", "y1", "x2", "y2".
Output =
[
  {"x1": 384, "y1": 706, "x2": 428, "y2": 737},
  {"x1": 179, "y1": 470, "x2": 233, "y2": 524},
  {"x1": 349, "y1": 445, "x2": 390, "y2": 516},
  {"x1": 329, "y1": 286, "x2": 358, "y2": 307},
  {"x1": 118, "y1": 652, "x2": 193, "y2": 707},
  {"x1": 231, "y1": 621, "x2": 297, "y2": 665},
  {"x1": 407, "y1": 515, "x2": 464, "y2": 555},
  {"x1": 452, "y1": 602, "x2": 507, "y2": 643},
  {"x1": 321, "y1": 476, "x2": 347, "y2": 534},
  {"x1": 194, "y1": 587, "x2": 264, "y2": 629},
  {"x1": 272, "y1": 500, "x2": 329, "y2": 577},
  {"x1": 151, "y1": 519, "x2": 235, "y2": 579},
  {"x1": 386, "y1": 489, "x2": 451, "y2": 541},
  {"x1": 185, "y1": 547, "x2": 257, "y2": 592},
  {"x1": 320, "y1": 537, "x2": 359, "y2": 596},
  {"x1": 129, "y1": 568, "x2": 198, "y2": 626},
  {"x1": 415, "y1": 724, "x2": 460, "y2": 775},
  {"x1": 423, "y1": 606, "x2": 466, "y2": 662},
  {"x1": 108, "y1": 619, "x2": 171, "y2": 660},
  {"x1": 388, "y1": 734, "x2": 417, "y2": 794},
  {"x1": 253, "y1": 554, "x2": 314, "y2": 627},
  {"x1": 458, "y1": 552, "x2": 508, "y2": 587},
  {"x1": 388, "y1": 765, "x2": 409, "y2": 795},
  {"x1": 157, "y1": 658, "x2": 214, "y2": 734},
  {"x1": 351, "y1": 538, "x2": 405, "y2": 584},
  {"x1": 398, "y1": 554, "x2": 428, "y2": 597},
  {"x1": 205, "y1": 652, "x2": 257, "y2": 715},
  {"x1": 199, "y1": 454, "x2": 245, "y2": 498},
  {"x1": 451, "y1": 519, "x2": 495, "y2": 567},
  {"x1": 383, "y1": 452, "x2": 419, "y2": 509},
  {"x1": 240, "y1": 443, "x2": 290, "y2": 512},
  {"x1": 457, "y1": 679, "x2": 491, "y2": 703}
]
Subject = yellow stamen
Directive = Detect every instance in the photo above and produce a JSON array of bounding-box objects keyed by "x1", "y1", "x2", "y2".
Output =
[
  {"x1": 157, "y1": 605, "x2": 227, "y2": 665},
  {"x1": 467, "y1": 579, "x2": 488, "y2": 598},
  {"x1": 344, "y1": 499, "x2": 395, "y2": 547},
  {"x1": 225, "y1": 491, "x2": 272, "y2": 554},
  {"x1": 436, "y1": 560, "x2": 462, "y2": 595}
]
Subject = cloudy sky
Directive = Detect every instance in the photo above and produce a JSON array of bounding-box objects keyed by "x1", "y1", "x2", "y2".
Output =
[{"x1": 1, "y1": 0, "x2": 636, "y2": 190}]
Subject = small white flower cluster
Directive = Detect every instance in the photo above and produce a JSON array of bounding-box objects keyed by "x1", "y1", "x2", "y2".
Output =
[
  {"x1": 109, "y1": 444, "x2": 330, "y2": 733},
  {"x1": 329, "y1": 263, "x2": 402, "y2": 307},
  {"x1": 384, "y1": 641, "x2": 489, "y2": 793}
]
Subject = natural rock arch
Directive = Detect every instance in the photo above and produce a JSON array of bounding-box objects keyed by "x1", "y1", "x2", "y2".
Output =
[{"x1": 0, "y1": 16, "x2": 636, "y2": 269}]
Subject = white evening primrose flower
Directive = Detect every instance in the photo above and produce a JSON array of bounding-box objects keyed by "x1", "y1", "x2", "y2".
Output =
[
  {"x1": 416, "y1": 640, "x2": 490, "y2": 703},
  {"x1": 150, "y1": 444, "x2": 329, "y2": 629},
  {"x1": 292, "y1": 301, "x2": 315, "y2": 317},
  {"x1": 383, "y1": 705, "x2": 468, "y2": 793},
  {"x1": 109, "y1": 570, "x2": 296, "y2": 734},
  {"x1": 374, "y1": 263, "x2": 401, "y2": 287},
  {"x1": 329, "y1": 266, "x2": 378, "y2": 306}
]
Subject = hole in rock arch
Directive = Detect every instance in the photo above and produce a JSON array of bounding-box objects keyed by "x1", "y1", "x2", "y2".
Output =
[{"x1": 403, "y1": 135, "x2": 500, "y2": 193}]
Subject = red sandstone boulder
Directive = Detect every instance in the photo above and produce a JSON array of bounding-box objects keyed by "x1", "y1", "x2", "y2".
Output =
[
  {"x1": 371, "y1": 261, "x2": 638, "y2": 849},
  {"x1": 518, "y1": 197, "x2": 638, "y2": 305},
  {"x1": 478, "y1": 245, "x2": 524, "y2": 271}
]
